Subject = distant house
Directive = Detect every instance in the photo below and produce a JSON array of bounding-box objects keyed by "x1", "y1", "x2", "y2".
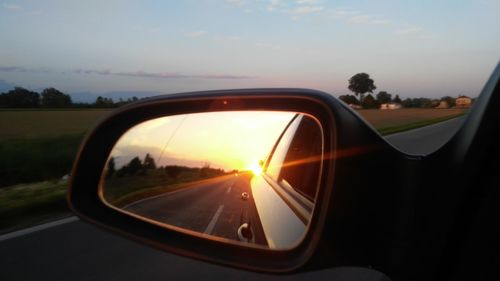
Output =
[
  {"x1": 436, "y1": 100, "x2": 450, "y2": 109},
  {"x1": 349, "y1": 104, "x2": 362, "y2": 109},
  {"x1": 456, "y1": 96, "x2": 472, "y2": 108},
  {"x1": 380, "y1": 103, "x2": 402, "y2": 110}
]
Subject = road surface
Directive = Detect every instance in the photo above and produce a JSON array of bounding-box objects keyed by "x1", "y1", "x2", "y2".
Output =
[
  {"x1": 384, "y1": 117, "x2": 464, "y2": 155},
  {"x1": 0, "y1": 117, "x2": 463, "y2": 281},
  {"x1": 123, "y1": 174, "x2": 267, "y2": 245}
]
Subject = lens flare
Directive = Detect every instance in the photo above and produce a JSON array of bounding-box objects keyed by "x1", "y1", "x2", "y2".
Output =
[{"x1": 249, "y1": 163, "x2": 262, "y2": 176}]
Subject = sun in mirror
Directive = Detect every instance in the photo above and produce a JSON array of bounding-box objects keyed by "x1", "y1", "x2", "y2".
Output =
[{"x1": 101, "y1": 111, "x2": 324, "y2": 249}]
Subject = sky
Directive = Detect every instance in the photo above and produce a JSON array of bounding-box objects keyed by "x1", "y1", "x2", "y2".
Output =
[
  {"x1": 1, "y1": 0, "x2": 499, "y2": 101},
  {"x1": 110, "y1": 111, "x2": 296, "y2": 171}
]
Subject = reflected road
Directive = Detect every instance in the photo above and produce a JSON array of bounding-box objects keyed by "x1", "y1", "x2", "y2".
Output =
[{"x1": 124, "y1": 174, "x2": 267, "y2": 245}]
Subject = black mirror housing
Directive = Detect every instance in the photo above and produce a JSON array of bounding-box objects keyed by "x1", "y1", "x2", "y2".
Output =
[{"x1": 68, "y1": 88, "x2": 410, "y2": 276}]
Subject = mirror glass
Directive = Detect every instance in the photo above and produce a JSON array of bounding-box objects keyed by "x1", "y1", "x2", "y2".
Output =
[{"x1": 101, "y1": 111, "x2": 324, "y2": 249}]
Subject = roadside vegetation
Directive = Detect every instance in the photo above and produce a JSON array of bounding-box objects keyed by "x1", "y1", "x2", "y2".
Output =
[
  {"x1": 0, "y1": 79, "x2": 473, "y2": 233},
  {"x1": 103, "y1": 155, "x2": 228, "y2": 207}
]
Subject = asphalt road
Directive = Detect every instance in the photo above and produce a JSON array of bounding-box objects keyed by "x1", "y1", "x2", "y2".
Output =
[
  {"x1": 384, "y1": 117, "x2": 464, "y2": 155},
  {"x1": 124, "y1": 174, "x2": 267, "y2": 245},
  {"x1": 0, "y1": 118, "x2": 464, "y2": 281}
]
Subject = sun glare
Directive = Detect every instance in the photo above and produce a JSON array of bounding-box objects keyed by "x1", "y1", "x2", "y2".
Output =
[{"x1": 249, "y1": 163, "x2": 263, "y2": 176}]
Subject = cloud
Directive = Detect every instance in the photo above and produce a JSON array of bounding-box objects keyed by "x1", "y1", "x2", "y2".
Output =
[
  {"x1": 395, "y1": 26, "x2": 424, "y2": 35},
  {"x1": 74, "y1": 69, "x2": 112, "y2": 75},
  {"x1": 184, "y1": 30, "x2": 207, "y2": 38},
  {"x1": 370, "y1": 19, "x2": 391, "y2": 25},
  {"x1": 348, "y1": 15, "x2": 391, "y2": 25},
  {"x1": 226, "y1": 0, "x2": 246, "y2": 5},
  {"x1": 3, "y1": 3, "x2": 21, "y2": 10},
  {"x1": 349, "y1": 15, "x2": 371, "y2": 23},
  {"x1": 0, "y1": 66, "x2": 51, "y2": 73},
  {"x1": 291, "y1": 6, "x2": 323, "y2": 15},
  {"x1": 226, "y1": 36, "x2": 242, "y2": 41},
  {"x1": 0, "y1": 66, "x2": 26, "y2": 72},
  {"x1": 267, "y1": 0, "x2": 282, "y2": 11},
  {"x1": 296, "y1": 0, "x2": 320, "y2": 4},
  {"x1": 0, "y1": 66, "x2": 257, "y2": 80}
]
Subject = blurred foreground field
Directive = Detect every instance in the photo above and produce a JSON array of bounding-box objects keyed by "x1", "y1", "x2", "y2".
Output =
[
  {"x1": 0, "y1": 108, "x2": 466, "y2": 139},
  {"x1": 0, "y1": 109, "x2": 112, "y2": 140}
]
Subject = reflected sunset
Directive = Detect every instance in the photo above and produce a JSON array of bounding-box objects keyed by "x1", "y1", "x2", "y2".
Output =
[{"x1": 110, "y1": 111, "x2": 295, "y2": 172}]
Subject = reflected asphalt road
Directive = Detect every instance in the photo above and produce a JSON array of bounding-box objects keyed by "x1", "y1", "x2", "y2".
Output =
[
  {"x1": 0, "y1": 118, "x2": 463, "y2": 281},
  {"x1": 124, "y1": 174, "x2": 267, "y2": 245}
]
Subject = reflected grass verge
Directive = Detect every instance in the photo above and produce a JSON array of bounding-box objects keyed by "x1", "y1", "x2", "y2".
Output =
[{"x1": 0, "y1": 180, "x2": 70, "y2": 233}]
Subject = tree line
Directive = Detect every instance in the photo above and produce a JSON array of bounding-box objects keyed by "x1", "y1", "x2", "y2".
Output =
[
  {"x1": 106, "y1": 154, "x2": 227, "y2": 179},
  {"x1": 0, "y1": 87, "x2": 139, "y2": 108},
  {"x1": 1, "y1": 78, "x2": 470, "y2": 110},
  {"x1": 341, "y1": 72, "x2": 471, "y2": 109}
]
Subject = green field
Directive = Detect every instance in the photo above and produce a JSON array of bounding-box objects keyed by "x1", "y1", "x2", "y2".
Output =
[{"x1": 0, "y1": 108, "x2": 468, "y2": 233}]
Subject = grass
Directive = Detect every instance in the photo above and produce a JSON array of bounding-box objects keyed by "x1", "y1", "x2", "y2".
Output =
[
  {"x1": 0, "y1": 180, "x2": 70, "y2": 233},
  {"x1": 0, "y1": 134, "x2": 83, "y2": 187},
  {"x1": 0, "y1": 108, "x2": 468, "y2": 233},
  {"x1": 378, "y1": 113, "x2": 466, "y2": 136},
  {"x1": 358, "y1": 108, "x2": 467, "y2": 130}
]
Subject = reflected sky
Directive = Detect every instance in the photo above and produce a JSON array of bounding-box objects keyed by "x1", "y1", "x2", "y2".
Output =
[{"x1": 110, "y1": 111, "x2": 295, "y2": 171}]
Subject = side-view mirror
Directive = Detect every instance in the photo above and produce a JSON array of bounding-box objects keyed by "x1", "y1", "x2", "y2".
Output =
[{"x1": 68, "y1": 89, "x2": 403, "y2": 277}]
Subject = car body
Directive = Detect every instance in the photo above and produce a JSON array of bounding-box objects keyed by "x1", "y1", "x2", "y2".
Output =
[{"x1": 250, "y1": 113, "x2": 321, "y2": 249}]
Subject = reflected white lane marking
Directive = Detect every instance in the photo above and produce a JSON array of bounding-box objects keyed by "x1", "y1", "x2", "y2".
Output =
[
  {"x1": 226, "y1": 185, "x2": 232, "y2": 194},
  {"x1": 0, "y1": 216, "x2": 78, "y2": 242},
  {"x1": 204, "y1": 205, "x2": 224, "y2": 235}
]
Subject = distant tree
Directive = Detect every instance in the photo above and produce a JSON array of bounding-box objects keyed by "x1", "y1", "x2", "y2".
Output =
[
  {"x1": 116, "y1": 158, "x2": 138, "y2": 177},
  {"x1": 402, "y1": 98, "x2": 413, "y2": 108},
  {"x1": 94, "y1": 96, "x2": 114, "y2": 108},
  {"x1": 41, "y1": 88, "x2": 72, "y2": 107},
  {"x1": 106, "y1": 157, "x2": 116, "y2": 178},
  {"x1": 376, "y1": 91, "x2": 392, "y2": 104},
  {"x1": 440, "y1": 96, "x2": 456, "y2": 108},
  {"x1": 0, "y1": 87, "x2": 39, "y2": 107},
  {"x1": 393, "y1": 94, "x2": 402, "y2": 104},
  {"x1": 143, "y1": 153, "x2": 157, "y2": 170},
  {"x1": 348, "y1": 73, "x2": 376, "y2": 103},
  {"x1": 361, "y1": 94, "x2": 378, "y2": 109},
  {"x1": 338, "y1": 94, "x2": 360, "y2": 105}
]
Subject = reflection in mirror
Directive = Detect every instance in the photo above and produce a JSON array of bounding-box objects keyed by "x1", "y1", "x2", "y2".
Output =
[{"x1": 101, "y1": 111, "x2": 324, "y2": 250}]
